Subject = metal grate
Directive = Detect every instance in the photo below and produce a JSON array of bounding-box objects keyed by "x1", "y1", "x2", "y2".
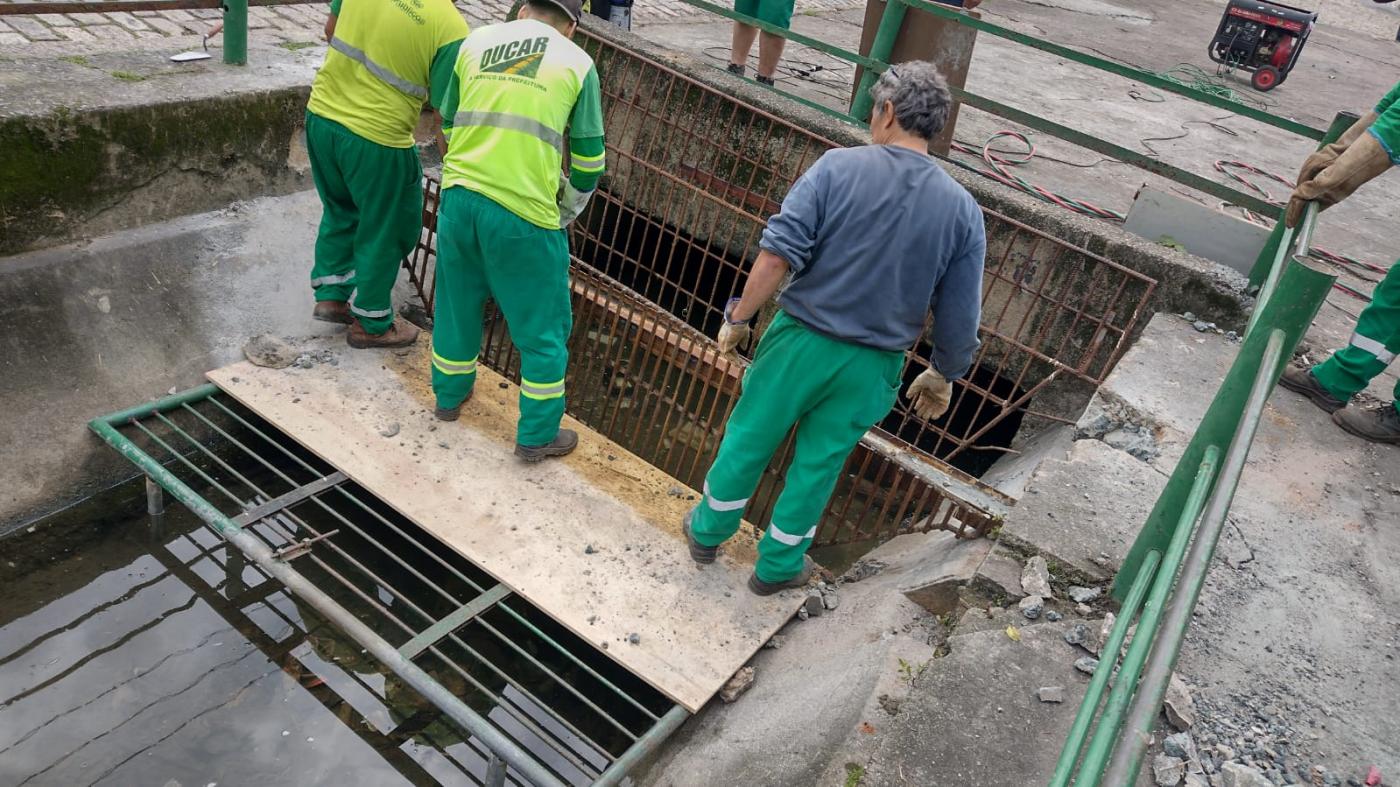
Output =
[
  {"x1": 402, "y1": 29, "x2": 1157, "y2": 545},
  {"x1": 94, "y1": 387, "x2": 683, "y2": 786}
]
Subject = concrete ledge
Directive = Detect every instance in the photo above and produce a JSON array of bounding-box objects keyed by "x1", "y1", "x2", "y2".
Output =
[{"x1": 0, "y1": 44, "x2": 320, "y2": 254}]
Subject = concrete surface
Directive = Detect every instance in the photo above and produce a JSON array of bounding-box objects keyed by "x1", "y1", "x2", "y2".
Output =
[{"x1": 0, "y1": 190, "x2": 420, "y2": 535}]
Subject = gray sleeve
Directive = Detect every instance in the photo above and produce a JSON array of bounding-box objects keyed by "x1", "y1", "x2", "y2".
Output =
[
  {"x1": 758, "y1": 155, "x2": 828, "y2": 273},
  {"x1": 928, "y1": 209, "x2": 986, "y2": 381}
]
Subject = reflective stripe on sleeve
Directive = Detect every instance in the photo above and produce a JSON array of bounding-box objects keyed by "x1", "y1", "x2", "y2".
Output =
[
  {"x1": 311, "y1": 271, "x2": 356, "y2": 287},
  {"x1": 453, "y1": 110, "x2": 564, "y2": 154},
  {"x1": 432, "y1": 351, "x2": 478, "y2": 376},
  {"x1": 330, "y1": 37, "x2": 429, "y2": 99},
  {"x1": 1350, "y1": 332, "x2": 1397, "y2": 364},
  {"x1": 764, "y1": 524, "x2": 818, "y2": 547},
  {"x1": 571, "y1": 150, "x2": 606, "y2": 173},
  {"x1": 702, "y1": 480, "x2": 748, "y2": 512},
  {"x1": 520, "y1": 376, "x2": 566, "y2": 400}
]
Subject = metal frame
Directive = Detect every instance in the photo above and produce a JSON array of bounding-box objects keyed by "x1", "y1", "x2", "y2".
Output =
[{"x1": 90, "y1": 386, "x2": 686, "y2": 786}]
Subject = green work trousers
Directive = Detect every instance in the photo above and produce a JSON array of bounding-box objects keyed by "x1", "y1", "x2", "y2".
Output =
[
  {"x1": 431, "y1": 187, "x2": 572, "y2": 447},
  {"x1": 306, "y1": 111, "x2": 423, "y2": 335},
  {"x1": 1312, "y1": 260, "x2": 1400, "y2": 413},
  {"x1": 692, "y1": 311, "x2": 904, "y2": 582}
]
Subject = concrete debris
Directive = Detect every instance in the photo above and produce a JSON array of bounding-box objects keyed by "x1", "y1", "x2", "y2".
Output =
[
  {"x1": 977, "y1": 553, "x2": 1027, "y2": 601},
  {"x1": 1102, "y1": 423, "x2": 1160, "y2": 462},
  {"x1": 437, "y1": 440, "x2": 449, "y2": 449},
  {"x1": 1068, "y1": 585, "x2": 1102, "y2": 604},
  {"x1": 1019, "y1": 595, "x2": 1044, "y2": 620},
  {"x1": 667, "y1": 485, "x2": 685, "y2": 497},
  {"x1": 627, "y1": 632, "x2": 641, "y2": 645},
  {"x1": 1183, "y1": 312, "x2": 1197, "y2": 322},
  {"x1": 243, "y1": 334, "x2": 297, "y2": 368},
  {"x1": 378, "y1": 422, "x2": 400, "y2": 438},
  {"x1": 1154, "y1": 754, "x2": 1187, "y2": 786},
  {"x1": 1075, "y1": 603, "x2": 1092, "y2": 616},
  {"x1": 796, "y1": 605, "x2": 810, "y2": 621},
  {"x1": 1045, "y1": 610, "x2": 1064, "y2": 622},
  {"x1": 1064, "y1": 623, "x2": 1090, "y2": 648},
  {"x1": 1184, "y1": 776, "x2": 1208, "y2": 787},
  {"x1": 1193, "y1": 320, "x2": 1215, "y2": 333},
  {"x1": 821, "y1": 589, "x2": 840, "y2": 611},
  {"x1": 1037, "y1": 686, "x2": 1065, "y2": 703},
  {"x1": 762, "y1": 634, "x2": 785, "y2": 650},
  {"x1": 842, "y1": 558, "x2": 887, "y2": 583},
  {"x1": 1093, "y1": 612, "x2": 1116, "y2": 656},
  {"x1": 803, "y1": 591, "x2": 826, "y2": 618},
  {"x1": 719, "y1": 666, "x2": 755, "y2": 703},
  {"x1": 1220, "y1": 762, "x2": 1272, "y2": 787},
  {"x1": 1163, "y1": 731, "x2": 1195, "y2": 760},
  {"x1": 1021, "y1": 555, "x2": 1053, "y2": 597},
  {"x1": 292, "y1": 349, "x2": 337, "y2": 368},
  {"x1": 1074, "y1": 656, "x2": 1099, "y2": 675},
  {"x1": 1164, "y1": 673, "x2": 1196, "y2": 730}
]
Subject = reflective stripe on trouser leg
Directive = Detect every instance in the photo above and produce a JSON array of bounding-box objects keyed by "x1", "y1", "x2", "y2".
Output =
[
  {"x1": 337, "y1": 126, "x2": 423, "y2": 335},
  {"x1": 1313, "y1": 260, "x2": 1400, "y2": 402},
  {"x1": 307, "y1": 112, "x2": 358, "y2": 304},
  {"x1": 464, "y1": 189, "x2": 572, "y2": 446},
  {"x1": 431, "y1": 187, "x2": 492, "y2": 410}
]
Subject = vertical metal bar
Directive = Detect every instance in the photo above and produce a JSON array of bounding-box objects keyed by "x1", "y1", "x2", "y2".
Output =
[
  {"x1": 1112, "y1": 255, "x2": 1337, "y2": 599},
  {"x1": 850, "y1": 0, "x2": 904, "y2": 120},
  {"x1": 146, "y1": 475, "x2": 165, "y2": 515},
  {"x1": 1245, "y1": 110, "x2": 1357, "y2": 288},
  {"x1": 483, "y1": 753, "x2": 508, "y2": 787},
  {"x1": 1100, "y1": 330, "x2": 1290, "y2": 786},
  {"x1": 223, "y1": 0, "x2": 248, "y2": 65},
  {"x1": 593, "y1": 705, "x2": 690, "y2": 787}
]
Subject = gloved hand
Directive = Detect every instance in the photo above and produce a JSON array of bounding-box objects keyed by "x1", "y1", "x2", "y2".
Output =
[
  {"x1": 1295, "y1": 111, "x2": 1377, "y2": 187},
  {"x1": 906, "y1": 368, "x2": 952, "y2": 421},
  {"x1": 558, "y1": 179, "x2": 595, "y2": 228},
  {"x1": 1286, "y1": 132, "x2": 1393, "y2": 227},
  {"x1": 716, "y1": 298, "x2": 751, "y2": 357}
]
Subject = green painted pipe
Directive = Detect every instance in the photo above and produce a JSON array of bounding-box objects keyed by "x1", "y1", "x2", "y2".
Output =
[
  {"x1": 1047, "y1": 547, "x2": 1162, "y2": 787},
  {"x1": 97, "y1": 382, "x2": 220, "y2": 425},
  {"x1": 1073, "y1": 445, "x2": 1221, "y2": 785},
  {"x1": 224, "y1": 0, "x2": 248, "y2": 65},
  {"x1": 849, "y1": 0, "x2": 906, "y2": 121},
  {"x1": 1246, "y1": 110, "x2": 1359, "y2": 288}
]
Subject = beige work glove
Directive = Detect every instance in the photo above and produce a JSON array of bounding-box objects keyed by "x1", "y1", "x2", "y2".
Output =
[
  {"x1": 1286, "y1": 132, "x2": 1393, "y2": 227},
  {"x1": 1294, "y1": 111, "x2": 1377, "y2": 187},
  {"x1": 906, "y1": 368, "x2": 953, "y2": 421},
  {"x1": 716, "y1": 298, "x2": 751, "y2": 357},
  {"x1": 558, "y1": 179, "x2": 594, "y2": 228}
]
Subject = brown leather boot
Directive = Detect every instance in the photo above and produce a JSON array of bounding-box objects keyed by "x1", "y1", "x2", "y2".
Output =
[
  {"x1": 1332, "y1": 404, "x2": 1400, "y2": 445},
  {"x1": 347, "y1": 318, "x2": 420, "y2": 349},
  {"x1": 1278, "y1": 365, "x2": 1347, "y2": 414},
  {"x1": 312, "y1": 300, "x2": 352, "y2": 325}
]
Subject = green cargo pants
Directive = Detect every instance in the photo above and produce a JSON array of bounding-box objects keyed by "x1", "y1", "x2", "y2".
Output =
[
  {"x1": 692, "y1": 311, "x2": 904, "y2": 582},
  {"x1": 431, "y1": 187, "x2": 572, "y2": 447},
  {"x1": 1312, "y1": 260, "x2": 1400, "y2": 413},
  {"x1": 305, "y1": 111, "x2": 423, "y2": 335}
]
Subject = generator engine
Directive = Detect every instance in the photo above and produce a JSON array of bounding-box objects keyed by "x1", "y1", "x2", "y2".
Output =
[{"x1": 1209, "y1": 0, "x2": 1318, "y2": 92}]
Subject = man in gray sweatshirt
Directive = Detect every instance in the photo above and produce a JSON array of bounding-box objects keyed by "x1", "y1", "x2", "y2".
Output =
[{"x1": 683, "y1": 61, "x2": 986, "y2": 595}]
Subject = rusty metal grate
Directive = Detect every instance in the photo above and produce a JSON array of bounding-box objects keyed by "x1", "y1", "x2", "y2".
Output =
[{"x1": 401, "y1": 29, "x2": 1157, "y2": 546}]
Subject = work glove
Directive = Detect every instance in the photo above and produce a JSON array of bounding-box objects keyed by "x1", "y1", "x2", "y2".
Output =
[
  {"x1": 1294, "y1": 111, "x2": 1377, "y2": 187},
  {"x1": 716, "y1": 298, "x2": 751, "y2": 358},
  {"x1": 906, "y1": 368, "x2": 953, "y2": 421},
  {"x1": 1286, "y1": 131, "x2": 1393, "y2": 227},
  {"x1": 558, "y1": 178, "x2": 595, "y2": 228}
]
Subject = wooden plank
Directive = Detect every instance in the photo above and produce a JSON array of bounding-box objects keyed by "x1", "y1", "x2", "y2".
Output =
[{"x1": 207, "y1": 336, "x2": 802, "y2": 712}]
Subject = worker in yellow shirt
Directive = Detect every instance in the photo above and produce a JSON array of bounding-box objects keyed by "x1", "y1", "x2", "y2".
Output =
[{"x1": 304, "y1": 0, "x2": 469, "y2": 348}]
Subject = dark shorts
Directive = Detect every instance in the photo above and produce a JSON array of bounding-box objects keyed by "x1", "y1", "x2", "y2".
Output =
[{"x1": 735, "y1": 0, "x2": 793, "y2": 29}]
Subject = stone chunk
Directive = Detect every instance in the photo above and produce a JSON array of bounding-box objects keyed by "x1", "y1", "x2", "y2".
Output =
[
  {"x1": 243, "y1": 334, "x2": 297, "y2": 368},
  {"x1": 803, "y1": 592, "x2": 825, "y2": 618},
  {"x1": 1037, "y1": 686, "x2": 1064, "y2": 703},
  {"x1": 1164, "y1": 672, "x2": 1196, "y2": 730},
  {"x1": 720, "y1": 666, "x2": 755, "y2": 703},
  {"x1": 1163, "y1": 731, "x2": 1195, "y2": 760},
  {"x1": 1064, "y1": 623, "x2": 1090, "y2": 647},
  {"x1": 1068, "y1": 585, "x2": 1102, "y2": 604},
  {"x1": 1021, "y1": 555, "x2": 1053, "y2": 597},
  {"x1": 1220, "y1": 762, "x2": 1272, "y2": 787},
  {"x1": 1153, "y1": 754, "x2": 1186, "y2": 786},
  {"x1": 1073, "y1": 656, "x2": 1099, "y2": 675},
  {"x1": 1019, "y1": 595, "x2": 1045, "y2": 620}
]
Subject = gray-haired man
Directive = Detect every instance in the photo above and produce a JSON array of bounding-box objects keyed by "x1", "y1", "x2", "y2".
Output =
[{"x1": 685, "y1": 62, "x2": 986, "y2": 594}]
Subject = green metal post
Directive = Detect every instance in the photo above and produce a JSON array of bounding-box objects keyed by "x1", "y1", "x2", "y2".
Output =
[
  {"x1": 849, "y1": 0, "x2": 906, "y2": 121},
  {"x1": 1112, "y1": 254, "x2": 1339, "y2": 601},
  {"x1": 224, "y1": 0, "x2": 248, "y2": 66},
  {"x1": 1245, "y1": 111, "x2": 1358, "y2": 288}
]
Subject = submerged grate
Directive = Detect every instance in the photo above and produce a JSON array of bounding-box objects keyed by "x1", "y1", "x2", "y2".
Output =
[
  {"x1": 91, "y1": 387, "x2": 683, "y2": 786},
  {"x1": 401, "y1": 29, "x2": 1157, "y2": 544}
]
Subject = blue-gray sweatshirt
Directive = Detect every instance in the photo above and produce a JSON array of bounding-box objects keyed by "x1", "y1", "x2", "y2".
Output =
[{"x1": 761, "y1": 145, "x2": 986, "y2": 380}]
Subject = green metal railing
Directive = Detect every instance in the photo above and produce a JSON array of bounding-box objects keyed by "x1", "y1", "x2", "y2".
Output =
[
  {"x1": 667, "y1": 0, "x2": 1327, "y2": 218},
  {"x1": 1049, "y1": 205, "x2": 1338, "y2": 784}
]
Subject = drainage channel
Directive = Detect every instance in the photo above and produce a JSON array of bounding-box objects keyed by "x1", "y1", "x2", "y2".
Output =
[{"x1": 80, "y1": 387, "x2": 683, "y2": 786}]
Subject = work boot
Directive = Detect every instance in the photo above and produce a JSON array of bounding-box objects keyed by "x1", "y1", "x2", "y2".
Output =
[
  {"x1": 1278, "y1": 365, "x2": 1347, "y2": 414},
  {"x1": 347, "y1": 318, "x2": 419, "y2": 349},
  {"x1": 727, "y1": 62, "x2": 746, "y2": 78},
  {"x1": 435, "y1": 390, "x2": 472, "y2": 422},
  {"x1": 1332, "y1": 403, "x2": 1400, "y2": 445},
  {"x1": 756, "y1": 74, "x2": 776, "y2": 86},
  {"x1": 747, "y1": 555, "x2": 815, "y2": 596},
  {"x1": 515, "y1": 429, "x2": 578, "y2": 463},
  {"x1": 312, "y1": 300, "x2": 352, "y2": 325},
  {"x1": 681, "y1": 508, "x2": 718, "y2": 565}
]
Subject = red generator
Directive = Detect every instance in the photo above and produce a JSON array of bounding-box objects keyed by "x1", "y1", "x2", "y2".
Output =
[{"x1": 1209, "y1": 0, "x2": 1317, "y2": 92}]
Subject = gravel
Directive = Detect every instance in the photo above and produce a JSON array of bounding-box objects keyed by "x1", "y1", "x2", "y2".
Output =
[
  {"x1": 1068, "y1": 585, "x2": 1102, "y2": 604},
  {"x1": 1019, "y1": 595, "x2": 1045, "y2": 620}
]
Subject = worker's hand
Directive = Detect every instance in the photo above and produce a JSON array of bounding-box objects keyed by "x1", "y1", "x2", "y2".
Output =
[
  {"x1": 1286, "y1": 132, "x2": 1393, "y2": 227},
  {"x1": 906, "y1": 368, "x2": 953, "y2": 421},
  {"x1": 716, "y1": 298, "x2": 751, "y2": 358},
  {"x1": 1295, "y1": 111, "x2": 1377, "y2": 187},
  {"x1": 558, "y1": 180, "x2": 595, "y2": 228}
]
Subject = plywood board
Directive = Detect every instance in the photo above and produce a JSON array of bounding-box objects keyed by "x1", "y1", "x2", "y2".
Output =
[{"x1": 208, "y1": 336, "x2": 803, "y2": 712}]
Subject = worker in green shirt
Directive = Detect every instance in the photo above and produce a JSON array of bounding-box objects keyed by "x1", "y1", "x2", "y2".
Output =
[
  {"x1": 1279, "y1": 81, "x2": 1400, "y2": 444},
  {"x1": 430, "y1": 0, "x2": 606, "y2": 463},
  {"x1": 304, "y1": 0, "x2": 469, "y2": 348}
]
